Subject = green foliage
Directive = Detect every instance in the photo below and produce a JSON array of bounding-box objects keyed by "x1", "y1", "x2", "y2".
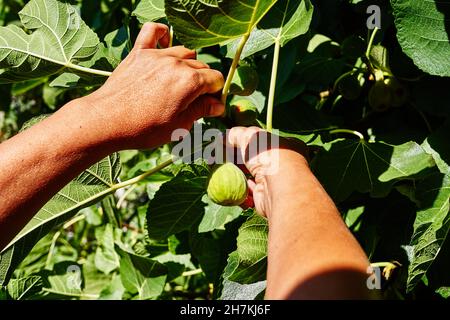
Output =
[
  {"x1": 391, "y1": 0, "x2": 450, "y2": 77},
  {"x1": 0, "y1": 0, "x2": 449, "y2": 300}
]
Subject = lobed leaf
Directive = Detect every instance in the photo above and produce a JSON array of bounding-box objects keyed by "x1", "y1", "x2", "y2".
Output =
[
  {"x1": 0, "y1": 0, "x2": 101, "y2": 82},
  {"x1": 165, "y1": 0, "x2": 278, "y2": 49},
  {"x1": 312, "y1": 140, "x2": 436, "y2": 202}
]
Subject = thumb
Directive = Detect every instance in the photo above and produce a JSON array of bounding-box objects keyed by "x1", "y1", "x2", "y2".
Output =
[
  {"x1": 186, "y1": 95, "x2": 225, "y2": 121},
  {"x1": 134, "y1": 22, "x2": 169, "y2": 49}
]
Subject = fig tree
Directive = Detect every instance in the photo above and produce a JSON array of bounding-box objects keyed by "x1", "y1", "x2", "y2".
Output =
[
  {"x1": 230, "y1": 99, "x2": 259, "y2": 126},
  {"x1": 207, "y1": 163, "x2": 248, "y2": 206},
  {"x1": 229, "y1": 66, "x2": 259, "y2": 96}
]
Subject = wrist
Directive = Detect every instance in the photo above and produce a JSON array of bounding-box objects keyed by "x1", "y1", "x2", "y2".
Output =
[
  {"x1": 58, "y1": 97, "x2": 120, "y2": 155},
  {"x1": 262, "y1": 149, "x2": 312, "y2": 219}
]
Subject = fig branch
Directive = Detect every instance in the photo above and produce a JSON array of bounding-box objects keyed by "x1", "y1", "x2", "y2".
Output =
[
  {"x1": 221, "y1": 34, "x2": 250, "y2": 105},
  {"x1": 266, "y1": 38, "x2": 281, "y2": 133}
]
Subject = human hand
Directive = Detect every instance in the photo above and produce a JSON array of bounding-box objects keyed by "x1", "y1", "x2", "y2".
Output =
[
  {"x1": 226, "y1": 127, "x2": 309, "y2": 218},
  {"x1": 80, "y1": 22, "x2": 225, "y2": 150}
]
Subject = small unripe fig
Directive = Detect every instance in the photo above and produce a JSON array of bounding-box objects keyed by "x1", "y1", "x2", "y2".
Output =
[
  {"x1": 207, "y1": 163, "x2": 248, "y2": 206},
  {"x1": 384, "y1": 77, "x2": 408, "y2": 107},
  {"x1": 336, "y1": 74, "x2": 362, "y2": 100},
  {"x1": 229, "y1": 66, "x2": 259, "y2": 96},
  {"x1": 230, "y1": 99, "x2": 259, "y2": 126},
  {"x1": 369, "y1": 80, "x2": 392, "y2": 112}
]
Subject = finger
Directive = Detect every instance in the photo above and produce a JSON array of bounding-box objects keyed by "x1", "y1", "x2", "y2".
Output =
[
  {"x1": 134, "y1": 23, "x2": 169, "y2": 49},
  {"x1": 183, "y1": 95, "x2": 225, "y2": 122},
  {"x1": 247, "y1": 179, "x2": 257, "y2": 194},
  {"x1": 183, "y1": 59, "x2": 210, "y2": 69},
  {"x1": 197, "y1": 68, "x2": 225, "y2": 95},
  {"x1": 163, "y1": 46, "x2": 197, "y2": 59},
  {"x1": 227, "y1": 126, "x2": 263, "y2": 150}
]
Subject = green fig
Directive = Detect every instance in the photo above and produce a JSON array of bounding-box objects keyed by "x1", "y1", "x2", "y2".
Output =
[
  {"x1": 230, "y1": 99, "x2": 259, "y2": 126},
  {"x1": 384, "y1": 77, "x2": 408, "y2": 107},
  {"x1": 229, "y1": 66, "x2": 259, "y2": 96},
  {"x1": 369, "y1": 80, "x2": 392, "y2": 112},
  {"x1": 207, "y1": 163, "x2": 248, "y2": 206},
  {"x1": 336, "y1": 74, "x2": 362, "y2": 100}
]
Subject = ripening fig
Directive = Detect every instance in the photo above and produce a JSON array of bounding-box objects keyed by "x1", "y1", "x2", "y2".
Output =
[
  {"x1": 207, "y1": 163, "x2": 248, "y2": 207},
  {"x1": 336, "y1": 74, "x2": 362, "y2": 100},
  {"x1": 384, "y1": 77, "x2": 408, "y2": 107},
  {"x1": 229, "y1": 66, "x2": 259, "y2": 96},
  {"x1": 230, "y1": 99, "x2": 259, "y2": 126},
  {"x1": 369, "y1": 80, "x2": 392, "y2": 112}
]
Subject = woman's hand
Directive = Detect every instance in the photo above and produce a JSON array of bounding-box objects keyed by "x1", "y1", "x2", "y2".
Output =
[{"x1": 79, "y1": 22, "x2": 225, "y2": 150}]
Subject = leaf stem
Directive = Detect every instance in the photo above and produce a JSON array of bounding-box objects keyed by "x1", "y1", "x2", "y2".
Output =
[
  {"x1": 66, "y1": 62, "x2": 113, "y2": 77},
  {"x1": 116, "y1": 184, "x2": 138, "y2": 209},
  {"x1": 329, "y1": 129, "x2": 365, "y2": 141},
  {"x1": 221, "y1": 34, "x2": 250, "y2": 105},
  {"x1": 365, "y1": 27, "x2": 379, "y2": 74},
  {"x1": 42, "y1": 288, "x2": 99, "y2": 299},
  {"x1": 266, "y1": 38, "x2": 281, "y2": 133},
  {"x1": 182, "y1": 268, "x2": 203, "y2": 277},
  {"x1": 45, "y1": 214, "x2": 86, "y2": 269},
  {"x1": 365, "y1": 27, "x2": 379, "y2": 60},
  {"x1": 113, "y1": 158, "x2": 174, "y2": 190},
  {"x1": 169, "y1": 26, "x2": 174, "y2": 48},
  {"x1": 371, "y1": 262, "x2": 399, "y2": 268}
]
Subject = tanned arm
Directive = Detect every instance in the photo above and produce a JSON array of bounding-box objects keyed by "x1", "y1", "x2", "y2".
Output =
[
  {"x1": 0, "y1": 23, "x2": 225, "y2": 250},
  {"x1": 227, "y1": 127, "x2": 372, "y2": 299}
]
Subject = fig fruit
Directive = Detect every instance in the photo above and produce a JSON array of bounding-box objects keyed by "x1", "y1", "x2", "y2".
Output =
[
  {"x1": 369, "y1": 80, "x2": 392, "y2": 112},
  {"x1": 207, "y1": 163, "x2": 248, "y2": 206},
  {"x1": 229, "y1": 66, "x2": 259, "y2": 96},
  {"x1": 230, "y1": 99, "x2": 259, "y2": 126},
  {"x1": 336, "y1": 74, "x2": 362, "y2": 100},
  {"x1": 384, "y1": 77, "x2": 408, "y2": 107}
]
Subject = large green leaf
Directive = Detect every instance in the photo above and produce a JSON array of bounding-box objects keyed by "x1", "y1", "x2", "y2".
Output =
[
  {"x1": 133, "y1": 0, "x2": 165, "y2": 23},
  {"x1": 407, "y1": 173, "x2": 450, "y2": 292},
  {"x1": 221, "y1": 279, "x2": 266, "y2": 300},
  {"x1": 422, "y1": 122, "x2": 450, "y2": 175},
  {"x1": 165, "y1": 0, "x2": 278, "y2": 49},
  {"x1": 115, "y1": 245, "x2": 167, "y2": 299},
  {"x1": 0, "y1": 0, "x2": 100, "y2": 82},
  {"x1": 223, "y1": 214, "x2": 268, "y2": 284},
  {"x1": 146, "y1": 164, "x2": 209, "y2": 239},
  {"x1": 7, "y1": 275, "x2": 43, "y2": 300},
  {"x1": 312, "y1": 140, "x2": 435, "y2": 202},
  {"x1": 42, "y1": 262, "x2": 85, "y2": 299},
  {"x1": 0, "y1": 153, "x2": 121, "y2": 286},
  {"x1": 226, "y1": 0, "x2": 314, "y2": 59},
  {"x1": 198, "y1": 195, "x2": 242, "y2": 233},
  {"x1": 391, "y1": 0, "x2": 450, "y2": 77}
]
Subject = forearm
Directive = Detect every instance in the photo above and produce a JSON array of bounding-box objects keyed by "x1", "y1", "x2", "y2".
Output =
[
  {"x1": 264, "y1": 150, "x2": 371, "y2": 299},
  {"x1": 0, "y1": 98, "x2": 115, "y2": 250}
]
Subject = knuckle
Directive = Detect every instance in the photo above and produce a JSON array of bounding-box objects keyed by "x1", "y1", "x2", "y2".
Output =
[{"x1": 185, "y1": 70, "x2": 202, "y2": 89}]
